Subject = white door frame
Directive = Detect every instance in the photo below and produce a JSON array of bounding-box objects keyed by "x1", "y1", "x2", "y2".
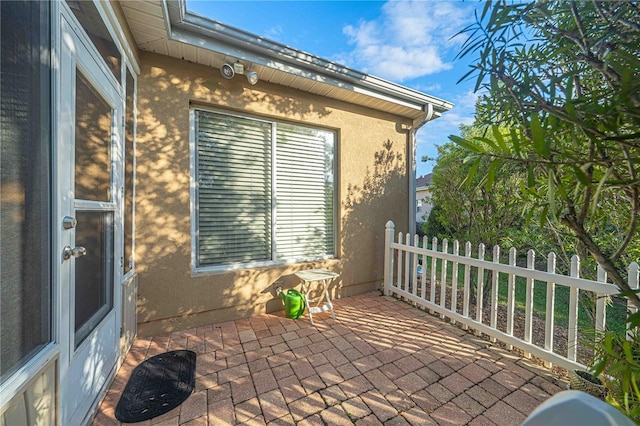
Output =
[{"x1": 56, "y1": 10, "x2": 123, "y2": 425}]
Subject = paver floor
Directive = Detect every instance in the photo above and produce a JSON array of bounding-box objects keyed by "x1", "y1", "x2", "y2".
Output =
[{"x1": 93, "y1": 292, "x2": 568, "y2": 426}]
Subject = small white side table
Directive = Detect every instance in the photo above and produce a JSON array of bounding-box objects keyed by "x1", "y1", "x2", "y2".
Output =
[{"x1": 294, "y1": 269, "x2": 339, "y2": 325}]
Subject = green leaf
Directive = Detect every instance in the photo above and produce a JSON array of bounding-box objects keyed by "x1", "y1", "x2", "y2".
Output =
[
  {"x1": 462, "y1": 157, "x2": 482, "y2": 188},
  {"x1": 591, "y1": 167, "x2": 613, "y2": 215},
  {"x1": 547, "y1": 172, "x2": 556, "y2": 216},
  {"x1": 565, "y1": 102, "x2": 576, "y2": 120},
  {"x1": 539, "y1": 204, "x2": 549, "y2": 227},
  {"x1": 510, "y1": 128, "x2": 520, "y2": 156},
  {"x1": 449, "y1": 135, "x2": 486, "y2": 154},
  {"x1": 530, "y1": 114, "x2": 549, "y2": 158},
  {"x1": 485, "y1": 158, "x2": 501, "y2": 191},
  {"x1": 573, "y1": 166, "x2": 590, "y2": 186},
  {"x1": 492, "y1": 125, "x2": 508, "y2": 153},
  {"x1": 623, "y1": 341, "x2": 633, "y2": 362},
  {"x1": 527, "y1": 164, "x2": 535, "y2": 187}
]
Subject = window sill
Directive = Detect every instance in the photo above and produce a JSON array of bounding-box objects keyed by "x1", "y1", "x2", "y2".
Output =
[{"x1": 191, "y1": 255, "x2": 337, "y2": 277}]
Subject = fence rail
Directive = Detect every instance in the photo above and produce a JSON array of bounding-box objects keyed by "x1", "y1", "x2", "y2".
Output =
[{"x1": 383, "y1": 221, "x2": 639, "y2": 372}]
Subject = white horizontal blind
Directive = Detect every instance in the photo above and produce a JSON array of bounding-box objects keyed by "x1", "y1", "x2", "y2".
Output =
[
  {"x1": 276, "y1": 123, "x2": 334, "y2": 259},
  {"x1": 196, "y1": 111, "x2": 272, "y2": 266}
]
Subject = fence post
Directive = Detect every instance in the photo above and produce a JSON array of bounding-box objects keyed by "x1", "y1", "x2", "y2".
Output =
[
  {"x1": 490, "y1": 245, "x2": 500, "y2": 343},
  {"x1": 383, "y1": 221, "x2": 395, "y2": 296},
  {"x1": 628, "y1": 262, "x2": 639, "y2": 340}
]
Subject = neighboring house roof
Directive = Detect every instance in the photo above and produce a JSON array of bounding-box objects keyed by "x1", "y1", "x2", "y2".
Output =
[
  {"x1": 416, "y1": 173, "x2": 433, "y2": 190},
  {"x1": 119, "y1": 0, "x2": 453, "y2": 121}
]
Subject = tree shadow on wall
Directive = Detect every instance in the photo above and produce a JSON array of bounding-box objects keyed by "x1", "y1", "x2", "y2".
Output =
[
  {"x1": 135, "y1": 61, "x2": 335, "y2": 328},
  {"x1": 340, "y1": 140, "x2": 407, "y2": 292}
]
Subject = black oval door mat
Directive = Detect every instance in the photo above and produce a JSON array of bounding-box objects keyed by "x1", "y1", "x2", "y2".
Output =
[{"x1": 115, "y1": 350, "x2": 196, "y2": 423}]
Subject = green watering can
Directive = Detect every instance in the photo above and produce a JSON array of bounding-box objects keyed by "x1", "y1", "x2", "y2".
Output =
[{"x1": 278, "y1": 288, "x2": 306, "y2": 319}]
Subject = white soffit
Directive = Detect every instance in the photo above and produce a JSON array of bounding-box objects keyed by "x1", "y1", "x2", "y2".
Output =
[{"x1": 119, "y1": 0, "x2": 453, "y2": 120}]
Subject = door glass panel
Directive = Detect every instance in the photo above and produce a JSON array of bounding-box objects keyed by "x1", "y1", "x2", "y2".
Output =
[
  {"x1": 66, "y1": 0, "x2": 121, "y2": 83},
  {"x1": 74, "y1": 210, "x2": 113, "y2": 348},
  {"x1": 75, "y1": 70, "x2": 111, "y2": 201}
]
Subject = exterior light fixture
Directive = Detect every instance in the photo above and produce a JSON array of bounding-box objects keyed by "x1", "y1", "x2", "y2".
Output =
[
  {"x1": 221, "y1": 61, "x2": 258, "y2": 85},
  {"x1": 246, "y1": 71, "x2": 259, "y2": 85},
  {"x1": 220, "y1": 63, "x2": 234, "y2": 79}
]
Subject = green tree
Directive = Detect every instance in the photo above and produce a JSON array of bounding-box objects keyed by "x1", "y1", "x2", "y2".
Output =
[
  {"x1": 427, "y1": 124, "x2": 526, "y2": 248},
  {"x1": 454, "y1": 0, "x2": 640, "y2": 309}
]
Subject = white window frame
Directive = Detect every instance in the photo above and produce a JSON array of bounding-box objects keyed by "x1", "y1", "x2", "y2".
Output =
[
  {"x1": 189, "y1": 107, "x2": 337, "y2": 275},
  {"x1": 121, "y1": 62, "x2": 137, "y2": 280}
]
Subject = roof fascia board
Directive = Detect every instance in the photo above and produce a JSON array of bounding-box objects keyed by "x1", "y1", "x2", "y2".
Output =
[
  {"x1": 162, "y1": 0, "x2": 453, "y2": 115},
  {"x1": 168, "y1": 25, "x2": 428, "y2": 112}
]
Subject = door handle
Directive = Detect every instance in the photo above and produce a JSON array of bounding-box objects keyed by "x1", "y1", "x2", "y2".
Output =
[{"x1": 63, "y1": 245, "x2": 87, "y2": 261}]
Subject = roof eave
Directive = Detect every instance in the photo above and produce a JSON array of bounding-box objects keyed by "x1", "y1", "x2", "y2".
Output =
[{"x1": 163, "y1": 0, "x2": 454, "y2": 117}]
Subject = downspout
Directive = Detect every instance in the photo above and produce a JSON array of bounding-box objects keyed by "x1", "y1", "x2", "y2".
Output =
[{"x1": 409, "y1": 103, "x2": 434, "y2": 234}]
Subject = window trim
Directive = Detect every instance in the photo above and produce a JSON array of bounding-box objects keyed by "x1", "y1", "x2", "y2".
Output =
[
  {"x1": 122, "y1": 62, "x2": 136, "y2": 279},
  {"x1": 189, "y1": 107, "x2": 337, "y2": 276}
]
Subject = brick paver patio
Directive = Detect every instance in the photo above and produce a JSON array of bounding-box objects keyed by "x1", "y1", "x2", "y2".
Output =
[{"x1": 93, "y1": 292, "x2": 568, "y2": 425}]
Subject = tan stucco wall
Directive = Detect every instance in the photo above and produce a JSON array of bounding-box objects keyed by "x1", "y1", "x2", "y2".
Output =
[{"x1": 135, "y1": 52, "x2": 411, "y2": 336}]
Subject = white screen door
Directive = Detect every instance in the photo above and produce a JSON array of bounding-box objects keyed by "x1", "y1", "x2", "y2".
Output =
[{"x1": 57, "y1": 14, "x2": 123, "y2": 425}]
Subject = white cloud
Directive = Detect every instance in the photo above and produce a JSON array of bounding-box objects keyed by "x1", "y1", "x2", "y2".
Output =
[
  {"x1": 456, "y1": 89, "x2": 482, "y2": 110},
  {"x1": 340, "y1": 0, "x2": 474, "y2": 82}
]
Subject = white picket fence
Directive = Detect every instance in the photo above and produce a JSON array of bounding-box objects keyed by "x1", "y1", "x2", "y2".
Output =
[{"x1": 383, "y1": 221, "x2": 639, "y2": 372}]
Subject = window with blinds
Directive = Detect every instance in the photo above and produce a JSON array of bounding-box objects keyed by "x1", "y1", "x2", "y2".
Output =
[
  {"x1": 194, "y1": 110, "x2": 335, "y2": 269},
  {"x1": 276, "y1": 124, "x2": 334, "y2": 260}
]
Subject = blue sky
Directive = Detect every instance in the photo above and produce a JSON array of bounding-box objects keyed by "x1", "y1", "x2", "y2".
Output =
[{"x1": 186, "y1": 0, "x2": 481, "y2": 176}]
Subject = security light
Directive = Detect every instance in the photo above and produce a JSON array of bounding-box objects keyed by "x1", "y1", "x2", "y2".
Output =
[
  {"x1": 246, "y1": 71, "x2": 259, "y2": 85},
  {"x1": 220, "y1": 63, "x2": 234, "y2": 79}
]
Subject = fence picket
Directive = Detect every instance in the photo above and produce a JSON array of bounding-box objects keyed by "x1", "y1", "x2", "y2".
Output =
[
  {"x1": 421, "y1": 236, "x2": 428, "y2": 300},
  {"x1": 404, "y1": 233, "x2": 411, "y2": 294},
  {"x1": 463, "y1": 242, "x2": 472, "y2": 330},
  {"x1": 396, "y1": 232, "x2": 403, "y2": 291},
  {"x1": 628, "y1": 262, "x2": 639, "y2": 340},
  {"x1": 430, "y1": 237, "x2": 438, "y2": 313},
  {"x1": 524, "y1": 250, "x2": 535, "y2": 358},
  {"x1": 451, "y1": 241, "x2": 460, "y2": 325},
  {"x1": 506, "y1": 248, "x2": 517, "y2": 350},
  {"x1": 490, "y1": 246, "x2": 500, "y2": 343},
  {"x1": 595, "y1": 265, "x2": 607, "y2": 334},
  {"x1": 440, "y1": 239, "x2": 449, "y2": 317},
  {"x1": 544, "y1": 252, "x2": 556, "y2": 367},
  {"x1": 412, "y1": 235, "x2": 419, "y2": 298},
  {"x1": 476, "y1": 244, "x2": 486, "y2": 331},
  {"x1": 568, "y1": 255, "x2": 580, "y2": 361}
]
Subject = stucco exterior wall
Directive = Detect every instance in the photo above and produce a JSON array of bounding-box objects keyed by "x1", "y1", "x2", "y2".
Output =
[{"x1": 135, "y1": 52, "x2": 411, "y2": 336}]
